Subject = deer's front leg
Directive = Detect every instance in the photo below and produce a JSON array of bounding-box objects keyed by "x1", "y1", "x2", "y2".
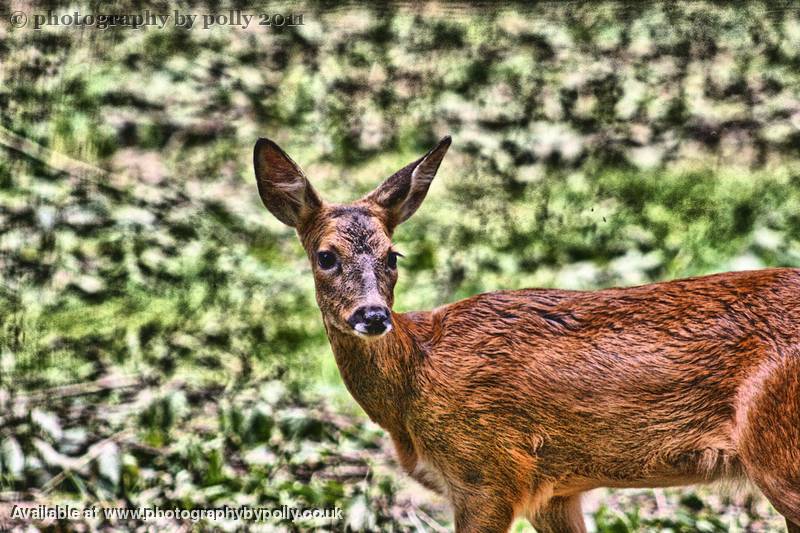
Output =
[
  {"x1": 528, "y1": 495, "x2": 587, "y2": 533},
  {"x1": 452, "y1": 494, "x2": 515, "y2": 533}
]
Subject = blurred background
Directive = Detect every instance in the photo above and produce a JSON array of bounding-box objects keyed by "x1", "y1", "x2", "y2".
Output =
[{"x1": 2, "y1": 1, "x2": 800, "y2": 531}]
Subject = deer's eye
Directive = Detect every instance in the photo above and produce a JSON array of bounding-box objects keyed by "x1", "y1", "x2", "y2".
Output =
[
  {"x1": 387, "y1": 251, "x2": 402, "y2": 270},
  {"x1": 317, "y1": 251, "x2": 338, "y2": 270}
]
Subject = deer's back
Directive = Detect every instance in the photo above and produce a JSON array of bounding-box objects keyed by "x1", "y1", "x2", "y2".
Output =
[{"x1": 409, "y1": 268, "x2": 800, "y2": 490}]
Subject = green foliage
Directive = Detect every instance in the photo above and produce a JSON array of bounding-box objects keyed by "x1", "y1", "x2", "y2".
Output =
[{"x1": 1, "y1": 1, "x2": 797, "y2": 530}]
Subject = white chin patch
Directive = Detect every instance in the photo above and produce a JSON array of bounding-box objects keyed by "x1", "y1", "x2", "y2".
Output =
[{"x1": 353, "y1": 323, "x2": 392, "y2": 338}]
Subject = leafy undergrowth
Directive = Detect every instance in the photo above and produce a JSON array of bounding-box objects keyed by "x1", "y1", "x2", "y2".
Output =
[
  {"x1": 2, "y1": 133, "x2": 795, "y2": 532},
  {"x1": 1, "y1": 123, "x2": 794, "y2": 531},
  {"x1": 1, "y1": 373, "x2": 787, "y2": 532},
  {"x1": 0, "y1": 376, "x2": 448, "y2": 531}
]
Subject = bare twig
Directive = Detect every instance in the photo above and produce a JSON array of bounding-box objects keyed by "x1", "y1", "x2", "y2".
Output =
[
  {"x1": 406, "y1": 508, "x2": 428, "y2": 533},
  {"x1": 414, "y1": 507, "x2": 450, "y2": 533},
  {"x1": 121, "y1": 439, "x2": 165, "y2": 457},
  {"x1": 0, "y1": 124, "x2": 110, "y2": 180},
  {"x1": 41, "y1": 429, "x2": 132, "y2": 495},
  {"x1": 0, "y1": 375, "x2": 144, "y2": 429},
  {"x1": 19, "y1": 374, "x2": 142, "y2": 404},
  {"x1": 653, "y1": 488, "x2": 668, "y2": 517},
  {"x1": 0, "y1": 491, "x2": 34, "y2": 502}
]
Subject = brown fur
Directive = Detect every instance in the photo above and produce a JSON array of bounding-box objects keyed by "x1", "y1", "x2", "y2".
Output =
[{"x1": 254, "y1": 137, "x2": 800, "y2": 532}]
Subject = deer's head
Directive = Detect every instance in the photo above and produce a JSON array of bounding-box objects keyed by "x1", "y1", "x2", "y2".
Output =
[{"x1": 254, "y1": 137, "x2": 450, "y2": 339}]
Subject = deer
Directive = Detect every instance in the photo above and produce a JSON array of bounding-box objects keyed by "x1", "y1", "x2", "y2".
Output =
[{"x1": 253, "y1": 135, "x2": 800, "y2": 533}]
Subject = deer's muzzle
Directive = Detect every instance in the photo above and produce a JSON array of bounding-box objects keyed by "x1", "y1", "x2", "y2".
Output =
[{"x1": 347, "y1": 305, "x2": 392, "y2": 336}]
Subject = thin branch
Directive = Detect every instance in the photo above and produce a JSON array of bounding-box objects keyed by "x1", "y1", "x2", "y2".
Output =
[
  {"x1": 406, "y1": 508, "x2": 428, "y2": 533},
  {"x1": 653, "y1": 488, "x2": 669, "y2": 517},
  {"x1": 0, "y1": 124, "x2": 111, "y2": 181},
  {"x1": 41, "y1": 429, "x2": 132, "y2": 495},
  {"x1": 18, "y1": 374, "x2": 142, "y2": 404},
  {"x1": 414, "y1": 507, "x2": 450, "y2": 533}
]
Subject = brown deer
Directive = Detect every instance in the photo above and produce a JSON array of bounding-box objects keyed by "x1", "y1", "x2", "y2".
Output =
[{"x1": 254, "y1": 136, "x2": 800, "y2": 532}]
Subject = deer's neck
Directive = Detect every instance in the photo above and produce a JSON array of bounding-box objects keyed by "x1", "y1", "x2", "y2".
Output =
[{"x1": 325, "y1": 312, "x2": 428, "y2": 432}]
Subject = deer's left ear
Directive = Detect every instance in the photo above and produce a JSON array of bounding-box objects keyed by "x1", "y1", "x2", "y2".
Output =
[{"x1": 364, "y1": 136, "x2": 451, "y2": 229}]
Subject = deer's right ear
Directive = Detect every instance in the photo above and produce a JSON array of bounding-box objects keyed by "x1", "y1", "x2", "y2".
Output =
[{"x1": 254, "y1": 138, "x2": 322, "y2": 227}]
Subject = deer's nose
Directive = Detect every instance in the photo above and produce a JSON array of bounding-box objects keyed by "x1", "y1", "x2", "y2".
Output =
[{"x1": 348, "y1": 306, "x2": 392, "y2": 336}]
